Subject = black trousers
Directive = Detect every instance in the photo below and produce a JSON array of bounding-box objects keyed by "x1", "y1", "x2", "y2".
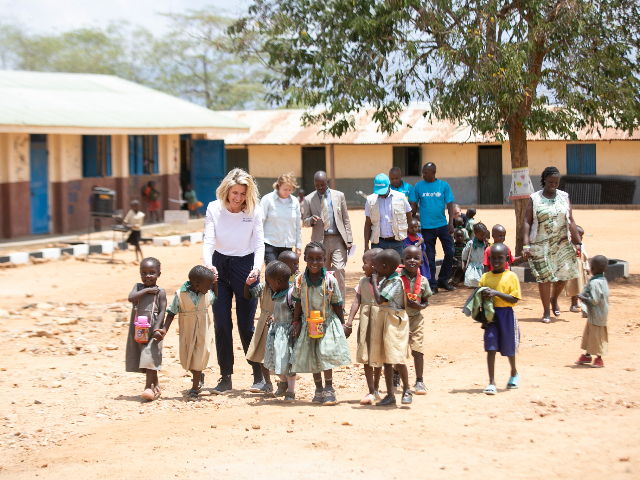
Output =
[
  {"x1": 264, "y1": 243, "x2": 291, "y2": 265},
  {"x1": 211, "y1": 251, "x2": 261, "y2": 377}
]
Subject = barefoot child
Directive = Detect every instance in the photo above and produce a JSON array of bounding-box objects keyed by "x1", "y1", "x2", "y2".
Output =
[
  {"x1": 482, "y1": 224, "x2": 523, "y2": 273},
  {"x1": 575, "y1": 255, "x2": 609, "y2": 368},
  {"x1": 262, "y1": 261, "x2": 298, "y2": 401},
  {"x1": 125, "y1": 257, "x2": 167, "y2": 401},
  {"x1": 566, "y1": 226, "x2": 590, "y2": 312},
  {"x1": 400, "y1": 245, "x2": 433, "y2": 395},
  {"x1": 479, "y1": 243, "x2": 522, "y2": 395},
  {"x1": 370, "y1": 249, "x2": 413, "y2": 406},
  {"x1": 123, "y1": 200, "x2": 145, "y2": 262},
  {"x1": 291, "y1": 242, "x2": 351, "y2": 406},
  {"x1": 346, "y1": 248, "x2": 383, "y2": 404},
  {"x1": 402, "y1": 219, "x2": 431, "y2": 281},
  {"x1": 157, "y1": 266, "x2": 217, "y2": 401},
  {"x1": 462, "y1": 223, "x2": 490, "y2": 287}
]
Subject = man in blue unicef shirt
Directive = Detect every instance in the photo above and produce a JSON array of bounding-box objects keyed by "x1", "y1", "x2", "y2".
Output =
[
  {"x1": 389, "y1": 167, "x2": 417, "y2": 214},
  {"x1": 414, "y1": 162, "x2": 456, "y2": 293}
]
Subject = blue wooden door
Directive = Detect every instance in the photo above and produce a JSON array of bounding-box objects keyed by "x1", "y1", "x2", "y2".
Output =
[
  {"x1": 567, "y1": 144, "x2": 596, "y2": 175},
  {"x1": 191, "y1": 140, "x2": 226, "y2": 211},
  {"x1": 30, "y1": 134, "x2": 49, "y2": 235}
]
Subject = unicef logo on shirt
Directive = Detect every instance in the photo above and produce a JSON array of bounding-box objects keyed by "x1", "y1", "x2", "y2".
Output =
[{"x1": 435, "y1": 192, "x2": 442, "y2": 197}]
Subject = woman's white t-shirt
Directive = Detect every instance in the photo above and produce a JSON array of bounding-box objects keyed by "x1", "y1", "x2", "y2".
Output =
[{"x1": 202, "y1": 200, "x2": 265, "y2": 270}]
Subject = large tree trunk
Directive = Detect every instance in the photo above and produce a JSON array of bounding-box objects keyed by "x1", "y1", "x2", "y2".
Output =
[{"x1": 507, "y1": 122, "x2": 529, "y2": 257}]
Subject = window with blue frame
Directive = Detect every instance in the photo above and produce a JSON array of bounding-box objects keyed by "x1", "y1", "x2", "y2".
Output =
[
  {"x1": 82, "y1": 135, "x2": 112, "y2": 177},
  {"x1": 566, "y1": 144, "x2": 596, "y2": 175},
  {"x1": 129, "y1": 135, "x2": 159, "y2": 175}
]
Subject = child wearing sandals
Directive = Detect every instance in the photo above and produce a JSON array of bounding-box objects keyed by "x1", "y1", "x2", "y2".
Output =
[
  {"x1": 399, "y1": 245, "x2": 432, "y2": 395},
  {"x1": 156, "y1": 265, "x2": 218, "y2": 401},
  {"x1": 346, "y1": 248, "x2": 384, "y2": 405},
  {"x1": 262, "y1": 261, "x2": 298, "y2": 401},
  {"x1": 245, "y1": 251, "x2": 299, "y2": 395},
  {"x1": 125, "y1": 257, "x2": 167, "y2": 401},
  {"x1": 291, "y1": 241, "x2": 351, "y2": 406},
  {"x1": 479, "y1": 244, "x2": 521, "y2": 395},
  {"x1": 370, "y1": 249, "x2": 413, "y2": 406},
  {"x1": 575, "y1": 255, "x2": 609, "y2": 368}
]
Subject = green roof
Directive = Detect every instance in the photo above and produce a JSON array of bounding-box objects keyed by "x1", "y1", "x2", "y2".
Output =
[{"x1": 0, "y1": 70, "x2": 250, "y2": 134}]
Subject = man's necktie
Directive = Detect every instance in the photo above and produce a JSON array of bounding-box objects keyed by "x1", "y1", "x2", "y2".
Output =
[{"x1": 321, "y1": 194, "x2": 330, "y2": 231}]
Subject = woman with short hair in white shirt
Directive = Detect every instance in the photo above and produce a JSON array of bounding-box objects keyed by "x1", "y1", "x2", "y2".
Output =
[
  {"x1": 202, "y1": 168, "x2": 265, "y2": 394},
  {"x1": 260, "y1": 172, "x2": 302, "y2": 264}
]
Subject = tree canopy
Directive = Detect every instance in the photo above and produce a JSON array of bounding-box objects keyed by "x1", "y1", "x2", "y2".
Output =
[{"x1": 232, "y1": 0, "x2": 640, "y2": 248}]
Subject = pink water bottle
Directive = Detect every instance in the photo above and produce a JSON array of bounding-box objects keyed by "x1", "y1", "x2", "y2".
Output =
[{"x1": 134, "y1": 316, "x2": 150, "y2": 344}]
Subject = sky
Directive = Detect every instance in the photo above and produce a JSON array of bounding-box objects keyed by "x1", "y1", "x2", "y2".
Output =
[{"x1": 0, "y1": 0, "x2": 250, "y2": 34}]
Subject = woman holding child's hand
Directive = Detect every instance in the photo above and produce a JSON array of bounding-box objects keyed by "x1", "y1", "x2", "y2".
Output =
[
  {"x1": 522, "y1": 167, "x2": 581, "y2": 324},
  {"x1": 202, "y1": 168, "x2": 266, "y2": 395}
]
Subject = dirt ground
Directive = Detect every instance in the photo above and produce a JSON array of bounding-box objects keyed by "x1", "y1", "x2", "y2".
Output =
[{"x1": 0, "y1": 208, "x2": 638, "y2": 479}]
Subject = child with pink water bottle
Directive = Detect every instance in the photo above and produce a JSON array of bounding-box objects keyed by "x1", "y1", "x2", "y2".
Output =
[{"x1": 125, "y1": 257, "x2": 167, "y2": 401}]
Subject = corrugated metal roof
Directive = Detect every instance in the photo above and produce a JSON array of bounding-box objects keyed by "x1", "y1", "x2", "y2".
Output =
[
  {"x1": 209, "y1": 107, "x2": 639, "y2": 145},
  {"x1": 0, "y1": 70, "x2": 249, "y2": 134}
]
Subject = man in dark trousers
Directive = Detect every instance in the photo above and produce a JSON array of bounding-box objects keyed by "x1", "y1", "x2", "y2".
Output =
[{"x1": 414, "y1": 162, "x2": 456, "y2": 293}]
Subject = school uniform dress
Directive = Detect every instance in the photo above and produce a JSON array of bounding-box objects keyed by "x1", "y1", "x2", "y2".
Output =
[
  {"x1": 566, "y1": 249, "x2": 590, "y2": 297},
  {"x1": 245, "y1": 282, "x2": 274, "y2": 364},
  {"x1": 580, "y1": 274, "x2": 609, "y2": 356},
  {"x1": 166, "y1": 281, "x2": 217, "y2": 371},
  {"x1": 354, "y1": 277, "x2": 381, "y2": 366},
  {"x1": 462, "y1": 239, "x2": 488, "y2": 287},
  {"x1": 125, "y1": 284, "x2": 164, "y2": 372},
  {"x1": 402, "y1": 233, "x2": 432, "y2": 280},
  {"x1": 370, "y1": 274, "x2": 410, "y2": 365},
  {"x1": 263, "y1": 287, "x2": 296, "y2": 376},
  {"x1": 290, "y1": 269, "x2": 351, "y2": 373},
  {"x1": 478, "y1": 271, "x2": 521, "y2": 357},
  {"x1": 399, "y1": 268, "x2": 433, "y2": 354}
]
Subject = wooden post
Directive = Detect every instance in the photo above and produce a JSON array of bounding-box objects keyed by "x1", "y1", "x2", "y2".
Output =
[{"x1": 329, "y1": 144, "x2": 336, "y2": 189}]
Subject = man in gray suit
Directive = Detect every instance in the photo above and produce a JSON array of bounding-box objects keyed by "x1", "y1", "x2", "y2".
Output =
[{"x1": 302, "y1": 171, "x2": 353, "y2": 300}]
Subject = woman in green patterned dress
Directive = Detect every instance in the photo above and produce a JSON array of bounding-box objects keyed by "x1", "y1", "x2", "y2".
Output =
[{"x1": 523, "y1": 167, "x2": 582, "y2": 323}]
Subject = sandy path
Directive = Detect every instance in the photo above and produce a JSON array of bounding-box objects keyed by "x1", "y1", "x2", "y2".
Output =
[{"x1": 0, "y1": 209, "x2": 639, "y2": 479}]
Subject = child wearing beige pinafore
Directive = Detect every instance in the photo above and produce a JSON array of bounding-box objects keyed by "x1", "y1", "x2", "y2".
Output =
[
  {"x1": 161, "y1": 266, "x2": 217, "y2": 401},
  {"x1": 245, "y1": 281, "x2": 275, "y2": 393},
  {"x1": 348, "y1": 276, "x2": 382, "y2": 404}
]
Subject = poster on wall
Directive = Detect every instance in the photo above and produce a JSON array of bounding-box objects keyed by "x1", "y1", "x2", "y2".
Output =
[{"x1": 509, "y1": 168, "x2": 535, "y2": 200}]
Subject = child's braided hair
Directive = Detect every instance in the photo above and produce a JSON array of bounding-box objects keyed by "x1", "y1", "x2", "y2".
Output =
[
  {"x1": 540, "y1": 166, "x2": 560, "y2": 187},
  {"x1": 473, "y1": 222, "x2": 489, "y2": 235},
  {"x1": 304, "y1": 241, "x2": 326, "y2": 257}
]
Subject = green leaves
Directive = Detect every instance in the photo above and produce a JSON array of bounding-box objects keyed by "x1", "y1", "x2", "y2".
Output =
[{"x1": 234, "y1": 0, "x2": 640, "y2": 138}]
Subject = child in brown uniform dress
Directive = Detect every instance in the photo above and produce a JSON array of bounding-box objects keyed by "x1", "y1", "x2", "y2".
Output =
[
  {"x1": 370, "y1": 249, "x2": 413, "y2": 406},
  {"x1": 157, "y1": 266, "x2": 218, "y2": 401},
  {"x1": 346, "y1": 248, "x2": 383, "y2": 405}
]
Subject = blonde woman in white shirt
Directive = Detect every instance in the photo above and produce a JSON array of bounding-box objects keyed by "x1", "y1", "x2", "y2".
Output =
[
  {"x1": 202, "y1": 168, "x2": 266, "y2": 395},
  {"x1": 260, "y1": 172, "x2": 302, "y2": 264}
]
